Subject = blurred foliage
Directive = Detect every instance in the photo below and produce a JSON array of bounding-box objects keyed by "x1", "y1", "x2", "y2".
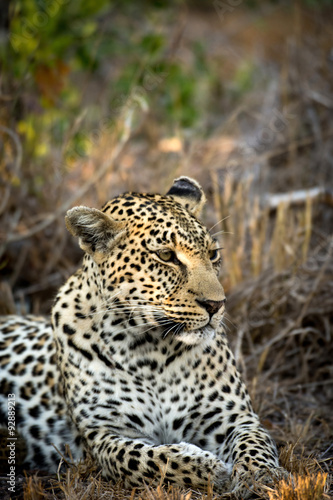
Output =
[
  {"x1": 1, "y1": 0, "x2": 214, "y2": 192},
  {"x1": 302, "y1": 0, "x2": 333, "y2": 4},
  {"x1": 1, "y1": 0, "x2": 332, "y2": 201},
  {"x1": 8, "y1": 0, "x2": 109, "y2": 70}
]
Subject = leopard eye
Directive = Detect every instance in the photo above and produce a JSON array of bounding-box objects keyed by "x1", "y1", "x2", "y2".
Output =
[
  {"x1": 156, "y1": 249, "x2": 176, "y2": 262},
  {"x1": 209, "y1": 249, "x2": 219, "y2": 261}
]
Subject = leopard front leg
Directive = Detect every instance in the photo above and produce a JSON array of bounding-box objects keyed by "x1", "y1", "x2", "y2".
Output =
[
  {"x1": 89, "y1": 433, "x2": 232, "y2": 491},
  {"x1": 222, "y1": 415, "x2": 289, "y2": 498}
]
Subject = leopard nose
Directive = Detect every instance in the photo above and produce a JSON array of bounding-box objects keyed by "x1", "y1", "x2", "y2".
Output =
[{"x1": 196, "y1": 298, "x2": 226, "y2": 318}]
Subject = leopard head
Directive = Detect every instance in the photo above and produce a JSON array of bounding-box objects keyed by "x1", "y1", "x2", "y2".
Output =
[{"x1": 65, "y1": 177, "x2": 226, "y2": 345}]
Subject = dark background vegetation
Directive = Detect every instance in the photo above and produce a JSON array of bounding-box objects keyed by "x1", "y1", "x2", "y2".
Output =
[{"x1": 0, "y1": 0, "x2": 332, "y2": 498}]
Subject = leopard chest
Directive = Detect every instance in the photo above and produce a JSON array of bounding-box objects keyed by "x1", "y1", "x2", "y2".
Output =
[{"x1": 66, "y1": 344, "x2": 222, "y2": 447}]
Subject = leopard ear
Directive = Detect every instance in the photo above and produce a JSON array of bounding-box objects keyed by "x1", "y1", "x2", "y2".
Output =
[
  {"x1": 65, "y1": 206, "x2": 125, "y2": 257},
  {"x1": 166, "y1": 176, "x2": 206, "y2": 217}
]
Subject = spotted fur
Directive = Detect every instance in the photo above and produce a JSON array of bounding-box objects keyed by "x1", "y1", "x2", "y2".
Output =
[{"x1": 0, "y1": 177, "x2": 287, "y2": 497}]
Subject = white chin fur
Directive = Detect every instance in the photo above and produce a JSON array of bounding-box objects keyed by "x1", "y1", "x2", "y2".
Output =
[{"x1": 178, "y1": 326, "x2": 216, "y2": 346}]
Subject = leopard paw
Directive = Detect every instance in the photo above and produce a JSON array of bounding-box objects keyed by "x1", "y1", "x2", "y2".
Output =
[{"x1": 230, "y1": 465, "x2": 290, "y2": 499}]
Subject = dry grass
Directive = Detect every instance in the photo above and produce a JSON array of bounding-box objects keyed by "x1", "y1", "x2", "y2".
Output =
[
  {"x1": 19, "y1": 460, "x2": 332, "y2": 500},
  {"x1": 267, "y1": 473, "x2": 329, "y2": 500},
  {"x1": 18, "y1": 437, "x2": 332, "y2": 499}
]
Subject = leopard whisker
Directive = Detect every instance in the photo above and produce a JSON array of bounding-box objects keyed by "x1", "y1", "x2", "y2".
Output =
[
  {"x1": 171, "y1": 322, "x2": 185, "y2": 339},
  {"x1": 163, "y1": 320, "x2": 185, "y2": 339},
  {"x1": 208, "y1": 215, "x2": 230, "y2": 233},
  {"x1": 222, "y1": 314, "x2": 237, "y2": 330},
  {"x1": 101, "y1": 316, "x2": 174, "y2": 338},
  {"x1": 90, "y1": 303, "x2": 164, "y2": 318},
  {"x1": 211, "y1": 230, "x2": 233, "y2": 237}
]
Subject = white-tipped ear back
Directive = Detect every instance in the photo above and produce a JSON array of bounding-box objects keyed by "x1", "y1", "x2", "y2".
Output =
[{"x1": 166, "y1": 176, "x2": 206, "y2": 217}]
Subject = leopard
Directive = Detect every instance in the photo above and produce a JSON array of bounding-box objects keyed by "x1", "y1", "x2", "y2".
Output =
[{"x1": 0, "y1": 177, "x2": 288, "y2": 498}]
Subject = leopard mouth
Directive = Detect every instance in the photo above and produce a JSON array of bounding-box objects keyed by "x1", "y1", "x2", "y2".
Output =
[
  {"x1": 177, "y1": 325, "x2": 216, "y2": 345},
  {"x1": 154, "y1": 314, "x2": 215, "y2": 345},
  {"x1": 154, "y1": 316, "x2": 185, "y2": 337}
]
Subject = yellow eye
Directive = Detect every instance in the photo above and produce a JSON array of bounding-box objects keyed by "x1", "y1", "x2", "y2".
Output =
[
  {"x1": 209, "y1": 249, "x2": 219, "y2": 261},
  {"x1": 157, "y1": 249, "x2": 175, "y2": 262}
]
